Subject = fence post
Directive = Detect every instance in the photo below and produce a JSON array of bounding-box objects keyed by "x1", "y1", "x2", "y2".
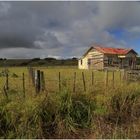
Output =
[
  {"x1": 92, "y1": 71, "x2": 94, "y2": 85},
  {"x1": 23, "y1": 73, "x2": 25, "y2": 98},
  {"x1": 82, "y1": 72, "x2": 86, "y2": 92},
  {"x1": 112, "y1": 71, "x2": 115, "y2": 88},
  {"x1": 32, "y1": 69, "x2": 35, "y2": 86},
  {"x1": 40, "y1": 71, "x2": 45, "y2": 91},
  {"x1": 28, "y1": 67, "x2": 31, "y2": 86},
  {"x1": 120, "y1": 70, "x2": 122, "y2": 82},
  {"x1": 73, "y1": 72, "x2": 76, "y2": 93},
  {"x1": 6, "y1": 73, "x2": 9, "y2": 90},
  {"x1": 35, "y1": 70, "x2": 41, "y2": 94},
  {"x1": 59, "y1": 72, "x2": 61, "y2": 92},
  {"x1": 105, "y1": 70, "x2": 108, "y2": 87},
  {"x1": 3, "y1": 86, "x2": 8, "y2": 100},
  {"x1": 35, "y1": 70, "x2": 37, "y2": 93}
]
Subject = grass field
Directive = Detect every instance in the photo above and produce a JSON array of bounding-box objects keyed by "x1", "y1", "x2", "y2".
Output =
[{"x1": 0, "y1": 66, "x2": 140, "y2": 138}]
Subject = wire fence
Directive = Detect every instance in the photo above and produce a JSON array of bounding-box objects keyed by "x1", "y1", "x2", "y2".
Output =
[{"x1": 0, "y1": 67, "x2": 140, "y2": 99}]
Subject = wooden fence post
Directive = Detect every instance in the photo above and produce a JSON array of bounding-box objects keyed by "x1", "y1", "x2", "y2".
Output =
[
  {"x1": 82, "y1": 72, "x2": 86, "y2": 92},
  {"x1": 28, "y1": 67, "x2": 31, "y2": 86},
  {"x1": 34, "y1": 70, "x2": 37, "y2": 88},
  {"x1": 35, "y1": 70, "x2": 37, "y2": 93},
  {"x1": 6, "y1": 73, "x2": 9, "y2": 90},
  {"x1": 92, "y1": 71, "x2": 94, "y2": 85},
  {"x1": 35, "y1": 70, "x2": 41, "y2": 93},
  {"x1": 32, "y1": 69, "x2": 35, "y2": 86},
  {"x1": 112, "y1": 71, "x2": 115, "y2": 88},
  {"x1": 73, "y1": 72, "x2": 76, "y2": 93},
  {"x1": 37, "y1": 70, "x2": 41, "y2": 93},
  {"x1": 23, "y1": 73, "x2": 25, "y2": 98},
  {"x1": 59, "y1": 72, "x2": 61, "y2": 92},
  {"x1": 120, "y1": 70, "x2": 122, "y2": 82},
  {"x1": 40, "y1": 71, "x2": 45, "y2": 91},
  {"x1": 105, "y1": 70, "x2": 108, "y2": 87},
  {"x1": 3, "y1": 86, "x2": 8, "y2": 99}
]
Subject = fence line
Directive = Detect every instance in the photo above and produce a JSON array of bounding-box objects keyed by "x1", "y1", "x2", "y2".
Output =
[
  {"x1": 28, "y1": 67, "x2": 46, "y2": 94},
  {"x1": 0, "y1": 68, "x2": 140, "y2": 97}
]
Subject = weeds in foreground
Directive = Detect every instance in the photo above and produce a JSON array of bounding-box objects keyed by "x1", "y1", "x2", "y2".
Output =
[
  {"x1": 0, "y1": 88, "x2": 96, "y2": 138},
  {"x1": 0, "y1": 82, "x2": 140, "y2": 138}
]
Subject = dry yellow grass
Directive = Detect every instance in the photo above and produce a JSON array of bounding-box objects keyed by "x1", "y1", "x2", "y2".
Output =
[{"x1": 0, "y1": 66, "x2": 140, "y2": 139}]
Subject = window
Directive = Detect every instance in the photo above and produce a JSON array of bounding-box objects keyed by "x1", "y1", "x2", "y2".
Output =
[
  {"x1": 108, "y1": 57, "x2": 112, "y2": 65},
  {"x1": 88, "y1": 59, "x2": 91, "y2": 65},
  {"x1": 81, "y1": 59, "x2": 83, "y2": 65}
]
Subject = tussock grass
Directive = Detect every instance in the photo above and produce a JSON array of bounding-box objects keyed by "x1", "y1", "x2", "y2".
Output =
[{"x1": 0, "y1": 89, "x2": 96, "y2": 138}]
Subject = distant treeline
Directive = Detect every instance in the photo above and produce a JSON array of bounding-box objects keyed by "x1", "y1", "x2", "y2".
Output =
[
  {"x1": 0, "y1": 56, "x2": 140, "y2": 67},
  {"x1": 0, "y1": 57, "x2": 78, "y2": 67}
]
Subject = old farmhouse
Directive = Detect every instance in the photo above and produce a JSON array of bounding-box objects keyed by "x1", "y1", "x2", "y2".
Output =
[{"x1": 78, "y1": 44, "x2": 138, "y2": 70}]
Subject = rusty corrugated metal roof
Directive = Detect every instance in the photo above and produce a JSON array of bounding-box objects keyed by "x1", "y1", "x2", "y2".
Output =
[
  {"x1": 95, "y1": 47, "x2": 130, "y2": 54},
  {"x1": 81, "y1": 44, "x2": 137, "y2": 59},
  {"x1": 93, "y1": 44, "x2": 136, "y2": 55}
]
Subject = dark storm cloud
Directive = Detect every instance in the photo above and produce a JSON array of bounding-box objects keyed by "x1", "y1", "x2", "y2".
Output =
[
  {"x1": 0, "y1": 1, "x2": 98, "y2": 51},
  {"x1": 0, "y1": 1, "x2": 140, "y2": 58},
  {"x1": 0, "y1": 36, "x2": 33, "y2": 48}
]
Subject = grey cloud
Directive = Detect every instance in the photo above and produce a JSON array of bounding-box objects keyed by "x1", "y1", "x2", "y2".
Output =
[
  {"x1": 0, "y1": 2, "x2": 11, "y2": 17},
  {"x1": 0, "y1": 1, "x2": 139, "y2": 58},
  {"x1": 0, "y1": 36, "x2": 33, "y2": 48},
  {"x1": 124, "y1": 26, "x2": 140, "y2": 39},
  {"x1": 34, "y1": 31, "x2": 63, "y2": 49},
  {"x1": 95, "y1": 2, "x2": 140, "y2": 30}
]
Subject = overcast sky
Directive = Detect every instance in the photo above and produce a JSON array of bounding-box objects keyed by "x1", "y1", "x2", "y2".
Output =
[{"x1": 0, "y1": 1, "x2": 140, "y2": 59}]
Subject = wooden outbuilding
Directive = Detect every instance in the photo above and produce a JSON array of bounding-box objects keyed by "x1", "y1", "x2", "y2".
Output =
[{"x1": 78, "y1": 44, "x2": 138, "y2": 70}]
